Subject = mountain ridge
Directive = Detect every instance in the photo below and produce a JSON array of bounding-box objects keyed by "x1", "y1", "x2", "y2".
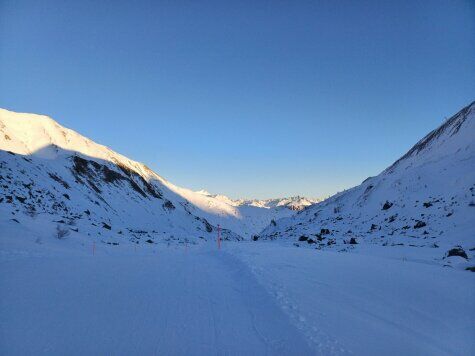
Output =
[
  {"x1": 259, "y1": 101, "x2": 475, "y2": 265},
  {"x1": 0, "y1": 108, "x2": 316, "y2": 242}
]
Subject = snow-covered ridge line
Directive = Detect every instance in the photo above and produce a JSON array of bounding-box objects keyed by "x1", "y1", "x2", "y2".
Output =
[
  {"x1": 259, "y1": 101, "x2": 475, "y2": 268},
  {"x1": 195, "y1": 190, "x2": 321, "y2": 210},
  {"x1": 0, "y1": 108, "x2": 315, "y2": 241},
  {"x1": 385, "y1": 100, "x2": 474, "y2": 173}
]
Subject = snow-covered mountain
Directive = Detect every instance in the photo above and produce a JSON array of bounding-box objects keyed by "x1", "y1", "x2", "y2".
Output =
[
  {"x1": 196, "y1": 191, "x2": 320, "y2": 211},
  {"x1": 0, "y1": 108, "x2": 317, "y2": 243},
  {"x1": 259, "y1": 101, "x2": 475, "y2": 261}
]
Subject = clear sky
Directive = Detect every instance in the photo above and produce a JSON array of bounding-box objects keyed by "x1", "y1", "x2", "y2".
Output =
[{"x1": 1, "y1": 0, "x2": 474, "y2": 199}]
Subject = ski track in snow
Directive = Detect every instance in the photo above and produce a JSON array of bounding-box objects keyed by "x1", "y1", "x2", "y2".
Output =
[
  {"x1": 229, "y1": 243, "x2": 475, "y2": 356},
  {"x1": 0, "y1": 244, "x2": 314, "y2": 356},
  {"x1": 1, "y1": 241, "x2": 474, "y2": 356}
]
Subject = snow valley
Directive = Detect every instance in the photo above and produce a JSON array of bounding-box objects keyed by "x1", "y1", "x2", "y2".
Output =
[{"x1": 1, "y1": 102, "x2": 474, "y2": 356}]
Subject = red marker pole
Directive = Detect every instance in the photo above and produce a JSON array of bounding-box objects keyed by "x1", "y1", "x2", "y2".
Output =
[{"x1": 217, "y1": 224, "x2": 221, "y2": 250}]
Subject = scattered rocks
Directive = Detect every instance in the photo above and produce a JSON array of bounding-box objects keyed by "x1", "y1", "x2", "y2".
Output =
[
  {"x1": 102, "y1": 222, "x2": 112, "y2": 230},
  {"x1": 414, "y1": 221, "x2": 426, "y2": 229},
  {"x1": 15, "y1": 196, "x2": 26, "y2": 203},
  {"x1": 382, "y1": 201, "x2": 393, "y2": 210},
  {"x1": 387, "y1": 214, "x2": 397, "y2": 223},
  {"x1": 162, "y1": 200, "x2": 175, "y2": 211}
]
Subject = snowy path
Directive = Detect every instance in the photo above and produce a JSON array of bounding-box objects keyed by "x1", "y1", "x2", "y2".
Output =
[
  {"x1": 230, "y1": 243, "x2": 475, "y2": 356},
  {"x1": 1, "y1": 241, "x2": 474, "y2": 355},
  {"x1": 0, "y1": 246, "x2": 313, "y2": 355}
]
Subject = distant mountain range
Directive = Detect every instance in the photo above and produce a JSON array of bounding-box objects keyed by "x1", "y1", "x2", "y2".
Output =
[{"x1": 195, "y1": 190, "x2": 320, "y2": 211}]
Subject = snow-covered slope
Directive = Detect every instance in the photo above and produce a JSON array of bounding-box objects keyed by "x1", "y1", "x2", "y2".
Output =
[
  {"x1": 0, "y1": 108, "x2": 317, "y2": 243},
  {"x1": 260, "y1": 101, "x2": 475, "y2": 264}
]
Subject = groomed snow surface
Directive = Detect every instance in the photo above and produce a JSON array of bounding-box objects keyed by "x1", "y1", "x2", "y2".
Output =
[{"x1": 1, "y1": 234, "x2": 473, "y2": 355}]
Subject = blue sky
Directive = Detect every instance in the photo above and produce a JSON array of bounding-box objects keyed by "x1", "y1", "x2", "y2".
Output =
[{"x1": 1, "y1": 0, "x2": 474, "y2": 199}]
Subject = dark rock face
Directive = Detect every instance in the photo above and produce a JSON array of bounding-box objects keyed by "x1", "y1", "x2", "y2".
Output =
[
  {"x1": 298, "y1": 235, "x2": 308, "y2": 241},
  {"x1": 70, "y1": 155, "x2": 163, "y2": 200},
  {"x1": 320, "y1": 228, "x2": 330, "y2": 235},
  {"x1": 48, "y1": 173, "x2": 70, "y2": 189},
  {"x1": 349, "y1": 237, "x2": 358, "y2": 245},
  {"x1": 162, "y1": 200, "x2": 175, "y2": 211},
  {"x1": 15, "y1": 196, "x2": 26, "y2": 203},
  {"x1": 446, "y1": 247, "x2": 468, "y2": 259},
  {"x1": 203, "y1": 219, "x2": 213, "y2": 233},
  {"x1": 252, "y1": 235, "x2": 259, "y2": 241},
  {"x1": 382, "y1": 201, "x2": 393, "y2": 210}
]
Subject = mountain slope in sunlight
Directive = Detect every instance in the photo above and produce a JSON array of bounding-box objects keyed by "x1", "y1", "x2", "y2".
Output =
[{"x1": 0, "y1": 108, "x2": 318, "y2": 243}]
